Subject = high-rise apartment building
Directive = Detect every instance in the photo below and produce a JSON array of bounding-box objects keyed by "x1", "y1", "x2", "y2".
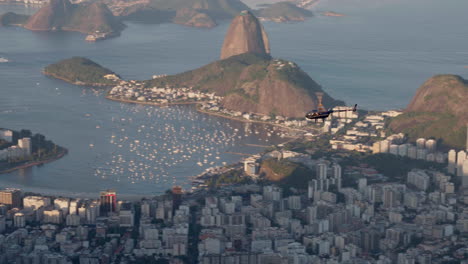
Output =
[
  {"x1": 416, "y1": 138, "x2": 426, "y2": 149},
  {"x1": 0, "y1": 188, "x2": 21, "y2": 209},
  {"x1": 100, "y1": 190, "x2": 117, "y2": 215},
  {"x1": 316, "y1": 163, "x2": 327, "y2": 180},
  {"x1": 463, "y1": 159, "x2": 468, "y2": 187},
  {"x1": 448, "y1": 150, "x2": 457, "y2": 174},
  {"x1": 457, "y1": 151, "x2": 466, "y2": 177},
  {"x1": 17, "y1": 137, "x2": 32, "y2": 156}
]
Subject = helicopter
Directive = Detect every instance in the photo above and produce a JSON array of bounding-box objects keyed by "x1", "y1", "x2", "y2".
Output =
[{"x1": 306, "y1": 93, "x2": 357, "y2": 123}]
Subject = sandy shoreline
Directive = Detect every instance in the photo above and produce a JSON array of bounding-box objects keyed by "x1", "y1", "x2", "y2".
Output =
[{"x1": 106, "y1": 95, "x2": 311, "y2": 133}]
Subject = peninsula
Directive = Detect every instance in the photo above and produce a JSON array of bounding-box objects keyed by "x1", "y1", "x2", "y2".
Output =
[
  {"x1": 0, "y1": 128, "x2": 67, "y2": 174},
  {"x1": 46, "y1": 11, "x2": 342, "y2": 126},
  {"x1": 43, "y1": 57, "x2": 120, "y2": 87},
  {"x1": 127, "y1": 11, "x2": 342, "y2": 119}
]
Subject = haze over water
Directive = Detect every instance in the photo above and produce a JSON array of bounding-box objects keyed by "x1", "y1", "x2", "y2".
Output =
[{"x1": 0, "y1": 0, "x2": 467, "y2": 195}]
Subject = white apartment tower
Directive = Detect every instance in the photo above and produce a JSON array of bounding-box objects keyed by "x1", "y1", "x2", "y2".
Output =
[
  {"x1": 425, "y1": 139, "x2": 437, "y2": 152},
  {"x1": 463, "y1": 159, "x2": 468, "y2": 187},
  {"x1": 380, "y1": 140, "x2": 390, "y2": 153},
  {"x1": 457, "y1": 151, "x2": 467, "y2": 177},
  {"x1": 18, "y1": 138, "x2": 32, "y2": 156},
  {"x1": 316, "y1": 163, "x2": 328, "y2": 180},
  {"x1": 448, "y1": 150, "x2": 457, "y2": 174},
  {"x1": 416, "y1": 138, "x2": 426, "y2": 149}
]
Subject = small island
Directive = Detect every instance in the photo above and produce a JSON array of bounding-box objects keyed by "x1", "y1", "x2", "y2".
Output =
[
  {"x1": 43, "y1": 57, "x2": 120, "y2": 87},
  {"x1": 322, "y1": 11, "x2": 345, "y2": 17},
  {"x1": 256, "y1": 2, "x2": 313, "y2": 22},
  {"x1": 0, "y1": 128, "x2": 67, "y2": 174}
]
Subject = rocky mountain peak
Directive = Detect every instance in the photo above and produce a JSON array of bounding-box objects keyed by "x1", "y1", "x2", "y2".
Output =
[{"x1": 220, "y1": 10, "x2": 270, "y2": 59}]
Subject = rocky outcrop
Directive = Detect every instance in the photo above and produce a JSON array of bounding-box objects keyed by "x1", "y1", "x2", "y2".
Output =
[
  {"x1": 24, "y1": 0, "x2": 73, "y2": 31},
  {"x1": 388, "y1": 75, "x2": 468, "y2": 149},
  {"x1": 24, "y1": 0, "x2": 124, "y2": 35},
  {"x1": 220, "y1": 10, "x2": 270, "y2": 60}
]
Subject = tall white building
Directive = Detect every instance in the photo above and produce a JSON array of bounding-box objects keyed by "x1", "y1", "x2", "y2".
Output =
[
  {"x1": 372, "y1": 142, "x2": 380, "y2": 154},
  {"x1": 416, "y1": 138, "x2": 426, "y2": 149},
  {"x1": 308, "y1": 181, "x2": 315, "y2": 199},
  {"x1": 14, "y1": 213, "x2": 25, "y2": 228},
  {"x1": 54, "y1": 198, "x2": 70, "y2": 216},
  {"x1": 332, "y1": 164, "x2": 342, "y2": 190},
  {"x1": 448, "y1": 150, "x2": 457, "y2": 174},
  {"x1": 398, "y1": 144, "x2": 408, "y2": 157},
  {"x1": 17, "y1": 138, "x2": 32, "y2": 156},
  {"x1": 463, "y1": 159, "x2": 468, "y2": 187},
  {"x1": 44, "y1": 210, "x2": 62, "y2": 224},
  {"x1": 425, "y1": 139, "x2": 437, "y2": 152},
  {"x1": 457, "y1": 151, "x2": 466, "y2": 177},
  {"x1": 332, "y1": 164, "x2": 342, "y2": 179},
  {"x1": 23, "y1": 196, "x2": 51, "y2": 209},
  {"x1": 316, "y1": 163, "x2": 327, "y2": 179},
  {"x1": 408, "y1": 146, "x2": 417, "y2": 159},
  {"x1": 380, "y1": 140, "x2": 390, "y2": 153},
  {"x1": 389, "y1": 145, "x2": 399, "y2": 155},
  {"x1": 358, "y1": 178, "x2": 367, "y2": 193},
  {"x1": 86, "y1": 203, "x2": 99, "y2": 224},
  {"x1": 66, "y1": 214, "x2": 81, "y2": 226},
  {"x1": 69, "y1": 199, "x2": 80, "y2": 215},
  {"x1": 263, "y1": 186, "x2": 282, "y2": 201},
  {"x1": 407, "y1": 170, "x2": 430, "y2": 191},
  {"x1": 0, "y1": 130, "x2": 13, "y2": 142}
]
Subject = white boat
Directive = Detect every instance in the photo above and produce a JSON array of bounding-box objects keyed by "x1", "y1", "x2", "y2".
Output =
[{"x1": 0, "y1": 57, "x2": 8, "y2": 63}]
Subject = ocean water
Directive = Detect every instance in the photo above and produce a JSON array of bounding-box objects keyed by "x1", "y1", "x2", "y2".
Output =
[{"x1": 0, "y1": 0, "x2": 467, "y2": 195}]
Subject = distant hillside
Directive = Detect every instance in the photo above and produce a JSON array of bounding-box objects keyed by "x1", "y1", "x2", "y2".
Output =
[
  {"x1": 172, "y1": 8, "x2": 217, "y2": 28},
  {"x1": 0, "y1": 12, "x2": 30, "y2": 26},
  {"x1": 44, "y1": 57, "x2": 119, "y2": 86},
  {"x1": 146, "y1": 0, "x2": 250, "y2": 19},
  {"x1": 255, "y1": 1, "x2": 313, "y2": 22},
  {"x1": 146, "y1": 52, "x2": 342, "y2": 118},
  {"x1": 24, "y1": 0, "x2": 124, "y2": 35},
  {"x1": 113, "y1": 0, "x2": 249, "y2": 27},
  {"x1": 388, "y1": 74, "x2": 468, "y2": 149},
  {"x1": 259, "y1": 158, "x2": 314, "y2": 189}
]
